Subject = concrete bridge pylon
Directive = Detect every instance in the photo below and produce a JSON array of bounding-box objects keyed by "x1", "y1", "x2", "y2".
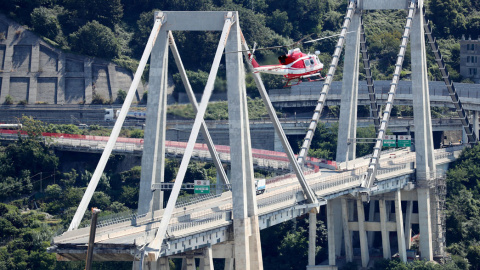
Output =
[
  {"x1": 326, "y1": 0, "x2": 451, "y2": 267},
  {"x1": 137, "y1": 11, "x2": 263, "y2": 269}
]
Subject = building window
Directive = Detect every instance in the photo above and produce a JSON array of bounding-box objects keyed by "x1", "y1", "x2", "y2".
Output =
[
  {"x1": 467, "y1": 44, "x2": 475, "y2": 51},
  {"x1": 469, "y1": 68, "x2": 477, "y2": 76},
  {"x1": 467, "y1": 56, "x2": 478, "y2": 63}
]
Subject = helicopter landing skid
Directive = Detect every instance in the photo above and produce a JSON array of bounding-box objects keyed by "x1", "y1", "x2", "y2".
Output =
[
  {"x1": 284, "y1": 78, "x2": 302, "y2": 87},
  {"x1": 284, "y1": 73, "x2": 324, "y2": 87}
]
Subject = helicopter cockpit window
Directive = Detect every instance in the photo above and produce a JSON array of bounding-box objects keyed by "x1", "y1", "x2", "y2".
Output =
[
  {"x1": 304, "y1": 59, "x2": 311, "y2": 66},
  {"x1": 310, "y1": 59, "x2": 314, "y2": 65}
]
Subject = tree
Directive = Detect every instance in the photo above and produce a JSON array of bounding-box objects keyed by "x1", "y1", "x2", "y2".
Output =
[
  {"x1": 90, "y1": 192, "x2": 111, "y2": 210},
  {"x1": 130, "y1": 11, "x2": 155, "y2": 58},
  {"x1": 45, "y1": 184, "x2": 62, "y2": 200},
  {"x1": 119, "y1": 186, "x2": 138, "y2": 209},
  {"x1": 428, "y1": 0, "x2": 467, "y2": 38},
  {"x1": 63, "y1": 0, "x2": 123, "y2": 28},
  {"x1": 173, "y1": 70, "x2": 209, "y2": 94},
  {"x1": 308, "y1": 122, "x2": 338, "y2": 160},
  {"x1": 266, "y1": 10, "x2": 293, "y2": 36},
  {"x1": 467, "y1": 246, "x2": 480, "y2": 270},
  {"x1": 356, "y1": 125, "x2": 376, "y2": 157},
  {"x1": 129, "y1": 129, "x2": 143, "y2": 138},
  {"x1": 116, "y1": 89, "x2": 127, "y2": 103},
  {"x1": 31, "y1": 7, "x2": 61, "y2": 40},
  {"x1": 69, "y1": 20, "x2": 120, "y2": 59}
]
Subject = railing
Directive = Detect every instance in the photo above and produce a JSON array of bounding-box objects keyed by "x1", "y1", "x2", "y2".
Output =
[
  {"x1": 167, "y1": 208, "x2": 229, "y2": 234},
  {"x1": 174, "y1": 193, "x2": 223, "y2": 208},
  {"x1": 81, "y1": 210, "x2": 147, "y2": 228},
  {"x1": 257, "y1": 188, "x2": 299, "y2": 209}
]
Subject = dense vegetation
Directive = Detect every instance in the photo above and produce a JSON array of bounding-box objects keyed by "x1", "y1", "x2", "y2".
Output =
[
  {"x1": 444, "y1": 144, "x2": 480, "y2": 270},
  {"x1": 2, "y1": 0, "x2": 478, "y2": 96}
]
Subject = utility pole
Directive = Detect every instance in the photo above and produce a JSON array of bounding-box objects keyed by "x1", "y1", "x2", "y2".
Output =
[{"x1": 85, "y1": 208, "x2": 101, "y2": 270}]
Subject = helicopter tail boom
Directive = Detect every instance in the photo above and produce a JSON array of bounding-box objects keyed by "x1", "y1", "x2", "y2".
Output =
[{"x1": 248, "y1": 53, "x2": 260, "y2": 68}]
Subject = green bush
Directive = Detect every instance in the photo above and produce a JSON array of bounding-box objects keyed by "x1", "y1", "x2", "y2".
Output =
[
  {"x1": 91, "y1": 93, "x2": 107, "y2": 104},
  {"x1": 116, "y1": 89, "x2": 127, "y2": 104},
  {"x1": 30, "y1": 7, "x2": 61, "y2": 40},
  {"x1": 69, "y1": 20, "x2": 120, "y2": 59},
  {"x1": 4, "y1": 95, "x2": 13, "y2": 105}
]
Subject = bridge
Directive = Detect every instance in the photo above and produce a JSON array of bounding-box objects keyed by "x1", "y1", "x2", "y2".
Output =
[
  {"x1": 269, "y1": 80, "x2": 480, "y2": 112},
  {"x1": 0, "y1": 130, "x2": 335, "y2": 172},
  {"x1": 44, "y1": 1, "x2": 477, "y2": 269},
  {"x1": 49, "y1": 146, "x2": 461, "y2": 261}
]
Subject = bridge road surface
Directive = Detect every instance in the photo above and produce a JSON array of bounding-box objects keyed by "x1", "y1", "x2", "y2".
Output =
[{"x1": 49, "y1": 146, "x2": 463, "y2": 261}]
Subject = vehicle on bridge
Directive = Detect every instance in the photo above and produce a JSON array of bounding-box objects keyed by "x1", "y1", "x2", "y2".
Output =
[
  {"x1": 255, "y1": 178, "x2": 266, "y2": 195},
  {"x1": 0, "y1": 123, "x2": 22, "y2": 129},
  {"x1": 105, "y1": 109, "x2": 146, "y2": 121}
]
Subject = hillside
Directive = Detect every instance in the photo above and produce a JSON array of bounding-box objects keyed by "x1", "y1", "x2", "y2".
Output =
[{"x1": 1, "y1": 0, "x2": 477, "y2": 96}]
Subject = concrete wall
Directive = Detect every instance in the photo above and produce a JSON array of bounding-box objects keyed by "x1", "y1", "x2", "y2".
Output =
[{"x1": 0, "y1": 13, "x2": 145, "y2": 105}]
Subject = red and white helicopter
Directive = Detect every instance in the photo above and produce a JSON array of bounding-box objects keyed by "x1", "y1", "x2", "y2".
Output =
[
  {"x1": 243, "y1": 32, "x2": 353, "y2": 87},
  {"x1": 249, "y1": 48, "x2": 323, "y2": 87}
]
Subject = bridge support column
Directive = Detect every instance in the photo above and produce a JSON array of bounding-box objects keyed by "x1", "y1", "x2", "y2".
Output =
[
  {"x1": 379, "y1": 199, "x2": 391, "y2": 259},
  {"x1": 227, "y1": 18, "x2": 263, "y2": 270},
  {"x1": 411, "y1": 0, "x2": 436, "y2": 181},
  {"x1": 357, "y1": 198, "x2": 369, "y2": 268},
  {"x1": 332, "y1": 199, "x2": 343, "y2": 257},
  {"x1": 341, "y1": 199, "x2": 353, "y2": 262},
  {"x1": 159, "y1": 257, "x2": 170, "y2": 270},
  {"x1": 137, "y1": 257, "x2": 170, "y2": 270},
  {"x1": 395, "y1": 190, "x2": 407, "y2": 262},
  {"x1": 200, "y1": 246, "x2": 214, "y2": 270},
  {"x1": 327, "y1": 202, "x2": 336, "y2": 266},
  {"x1": 405, "y1": 200, "x2": 413, "y2": 249},
  {"x1": 224, "y1": 258, "x2": 234, "y2": 270},
  {"x1": 417, "y1": 188, "x2": 433, "y2": 260},
  {"x1": 181, "y1": 256, "x2": 195, "y2": 270},
  {"x1": 308, "y1": 210, "x2": 317, "y2": 266},
  {"x1": 367, "y1": 200, "x2": 376, "y2": 248},
  {"x1": 336, "y1": 12, "x2": 361, "y2": 163},
  {"x1": 138, "y1": 29, "x2": 169, "y2": 215}
]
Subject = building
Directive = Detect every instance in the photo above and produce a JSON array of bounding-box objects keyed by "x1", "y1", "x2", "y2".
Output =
[
  {"x1": 460, "y1": 35, "x2": 480, "y2": 83},
  {"x1": 0, "y1": 13, "x2": 145, "y2": 105}
]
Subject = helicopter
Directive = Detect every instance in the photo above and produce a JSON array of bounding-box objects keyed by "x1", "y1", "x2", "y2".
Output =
[
  {"x1": 240, "y1": 32, "x2": 353, "y2": 87},
  {"x1": 249, "y1": 48, "x2": 324, "y2": 87}
]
